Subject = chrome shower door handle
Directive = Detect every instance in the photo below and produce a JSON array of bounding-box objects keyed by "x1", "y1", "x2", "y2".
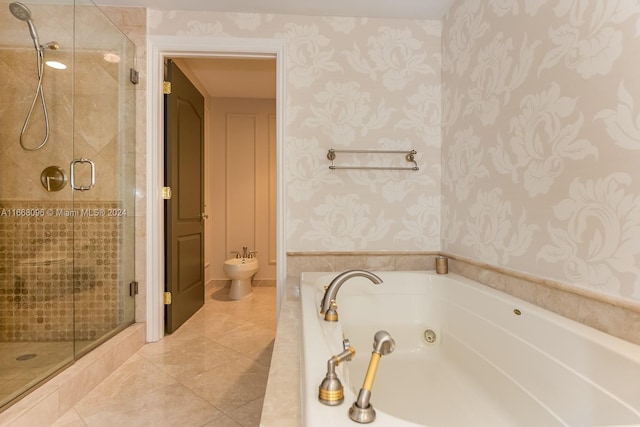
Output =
[{"x1": 70, "y1": 158, "x2": 95, "y2": 191}]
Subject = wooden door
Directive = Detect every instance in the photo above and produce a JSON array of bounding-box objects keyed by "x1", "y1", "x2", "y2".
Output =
[{"x1": 164, "y1": 59, "x2": 205, "y2": 334}]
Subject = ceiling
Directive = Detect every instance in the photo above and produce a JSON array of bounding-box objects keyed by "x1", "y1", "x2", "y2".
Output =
[
  {"x1": 93, "y1": 0, "x2": 456, "y2": 20},
  {"x1": 174, "y1": 58, "x2": 276, "y2": 99},
  {"x1": 94, "y1": 0, "x2": 455, "y2": 97}
]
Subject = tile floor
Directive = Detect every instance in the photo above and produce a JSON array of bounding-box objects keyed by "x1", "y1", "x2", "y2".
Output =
[
  {"x1": 51, "y1": 281, "x2": 277, "y2": 427},
  {"x1": 0, "y1": 341, "x2": 73, "y2": 406}
]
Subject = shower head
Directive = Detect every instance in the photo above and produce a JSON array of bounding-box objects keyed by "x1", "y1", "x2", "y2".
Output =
[
  {"x1": 372, "y1": 330, "x2": 396, "y2": 355},
  {"x1": 9, "y1": 2, "x2": 41, "y2": 51},
  {"x1": 9, "y1": 1, "x2": 31, "y2": 20}
]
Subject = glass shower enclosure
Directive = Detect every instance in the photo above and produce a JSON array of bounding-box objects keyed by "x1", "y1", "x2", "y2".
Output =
[{"x1": 0, "y1": 0, "x2": 136, "y2": 409}]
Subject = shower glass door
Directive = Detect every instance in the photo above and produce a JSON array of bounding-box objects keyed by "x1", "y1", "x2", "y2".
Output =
[
  {"x1": 71, "y1": 0, "x2": 136, "y2": 357},
  {"x1": 0, "y1": 0, "x2": 135, "y2": 410}
]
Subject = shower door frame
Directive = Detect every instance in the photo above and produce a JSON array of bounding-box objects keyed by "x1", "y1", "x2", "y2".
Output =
[
  {"x1": 0, "y1": 1, "x2": 137, "y2": 410},
  {"x1": 146, "y1": 35, "x2": 286, "y2": 342}
]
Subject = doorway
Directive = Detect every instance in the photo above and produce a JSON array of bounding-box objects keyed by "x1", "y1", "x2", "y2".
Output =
[
  {"x1": 174, "y1": 57, "x2": 277, "y2": 285},
  {"x1": 147, "y1": 36, "x2": 286, "y2": 342}
]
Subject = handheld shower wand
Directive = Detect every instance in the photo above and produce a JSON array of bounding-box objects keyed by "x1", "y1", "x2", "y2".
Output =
[
  {"x1": 349, "y1": 330, "x2": 396, "y2": 423},
  {"x1": 8, "y1": 2, "x2": 54, "y2": 151}
]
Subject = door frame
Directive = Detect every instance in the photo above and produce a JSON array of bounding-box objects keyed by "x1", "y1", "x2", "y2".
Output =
[{"x1": 146, "y1": 35, "x2": 286, "y2": 342}]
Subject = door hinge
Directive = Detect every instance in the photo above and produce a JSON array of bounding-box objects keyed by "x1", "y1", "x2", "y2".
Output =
[
  {"x1": 162, "y1": 186, "x2": 172, "y2": 200},
  {"x1": 129, "y1": 281, "x2": 139, "y2": 296},
  {"x1": 163, "y1": 81, "x2": 172, "y2": 94},
  {"x1": 130, "y1": 68, "x2": 139, "y2": 85},
  {"x1": 163, "y1": 292, "x2": 172, "y2": 305}
]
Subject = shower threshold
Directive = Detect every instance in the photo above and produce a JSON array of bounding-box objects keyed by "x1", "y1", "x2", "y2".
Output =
[{"x1": 0, "y1": 324, "x2": 144, "y2": 425}]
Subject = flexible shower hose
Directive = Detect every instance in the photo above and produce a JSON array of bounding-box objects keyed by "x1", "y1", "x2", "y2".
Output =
[{"x1": 19, "y1": 46, "x2": 50, "y2": 151}]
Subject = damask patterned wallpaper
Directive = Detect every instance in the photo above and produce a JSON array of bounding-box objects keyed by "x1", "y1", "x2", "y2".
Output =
[
  {"x1": 442, "y1": 0, "x2": 640, "y2": 303},
  {"x1": 149, "y1": 0, "x2": 640, "y2": 305},
  {"x1": 148, "y1": 11, "x2": 442, "y2": 252}
]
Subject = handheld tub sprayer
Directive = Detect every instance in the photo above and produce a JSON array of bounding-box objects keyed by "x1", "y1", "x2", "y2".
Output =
[{"x1": 349, "y1": 330, "x2": 396, "y2": 423}]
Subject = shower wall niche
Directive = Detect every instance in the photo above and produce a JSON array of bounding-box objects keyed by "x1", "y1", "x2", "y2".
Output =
[{"x1": 0, "y1": 0, "x2": 136, "y2": 409}]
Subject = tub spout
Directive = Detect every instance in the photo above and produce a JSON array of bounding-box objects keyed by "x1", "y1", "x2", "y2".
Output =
[
  {"x1": 319, "y1": 270, "x2": 382, "y2": 321},
  {"x1": 349, "y1": 331, "x2": 396, "y2": 424}
]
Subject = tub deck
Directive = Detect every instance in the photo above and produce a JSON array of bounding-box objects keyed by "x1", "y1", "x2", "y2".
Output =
[
  {"x1": 351, "y1": 350, "x2": 552, "y2": 427},
  {"x1": 296, "y1": 271, "x2": 640, "y2": 427}
]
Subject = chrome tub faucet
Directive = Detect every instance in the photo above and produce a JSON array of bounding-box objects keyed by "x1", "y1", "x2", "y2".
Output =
[{"x1": 319, "y1": 270, "x2": 383, "y2": 321}]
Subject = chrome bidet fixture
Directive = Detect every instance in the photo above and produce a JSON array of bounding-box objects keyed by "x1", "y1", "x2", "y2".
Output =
[
  {"x1": 349, "y1": 330, "x2": 396, "y2": 424},
  {"x1": 9, "y1": 2, "x2": 59, "y2": 151},
  {"x1": 319, "y1": 270, "x2": 382, "y2": 321}
]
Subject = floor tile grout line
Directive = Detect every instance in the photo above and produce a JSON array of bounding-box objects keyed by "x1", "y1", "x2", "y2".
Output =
[
  {"x1": 220, "y1": 394, "x2": 266, "y2": 427},
  {"x1": 52, "y1": 285, "x2": 275, "y2": 427}
]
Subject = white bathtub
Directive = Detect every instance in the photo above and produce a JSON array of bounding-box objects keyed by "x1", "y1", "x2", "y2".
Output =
[{"x1": 299, "y1": 271, "x2": 640, "y2": 427}]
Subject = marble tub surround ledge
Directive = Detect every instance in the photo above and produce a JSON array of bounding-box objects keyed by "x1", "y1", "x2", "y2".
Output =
[
  {"x1": 286, "y1": 252, "x2": 440, "y2": 277},
  {"x1": 445, "y1": 253, "x2": 640, "y2": 346},
  {"x1": 260, "y1": 276, "x2": 301, "y2": 426}
]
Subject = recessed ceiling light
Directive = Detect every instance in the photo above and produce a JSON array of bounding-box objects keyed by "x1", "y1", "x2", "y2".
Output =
[
  {"x1": 103, "y1": 52, "x2": 120, "y2": 63},
  {"x1": 45, "y1": 61, "x2": 67, "y2": 70}
]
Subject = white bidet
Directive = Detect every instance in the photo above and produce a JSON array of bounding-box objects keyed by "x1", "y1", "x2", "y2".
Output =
[{"x1": 223, "y1": 257, "x2": 259, "y2": 300}]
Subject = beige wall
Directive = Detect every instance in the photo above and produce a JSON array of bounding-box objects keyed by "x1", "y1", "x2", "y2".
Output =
[
  {"x1": 209, "y1": 97, "x2": 277, "y2": 280},
  {"x1": 0, "y1": 3, "x2": 135, "y2": 203},
  {"x1": 148, "y1": 11, "x2": 443, "y2": 255},
  {"x1": 441, "y1": 0, "x2": 640, "y2": 306},
  {"x1": 146, "y1": 4, "x2": 640, "y2": 315},
  {"x1": 0, "y1": 4, "x2": 145, "y2": 337},
  {"x1": 8, "y1": 2, "x2": 638, "y2": 338}
]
